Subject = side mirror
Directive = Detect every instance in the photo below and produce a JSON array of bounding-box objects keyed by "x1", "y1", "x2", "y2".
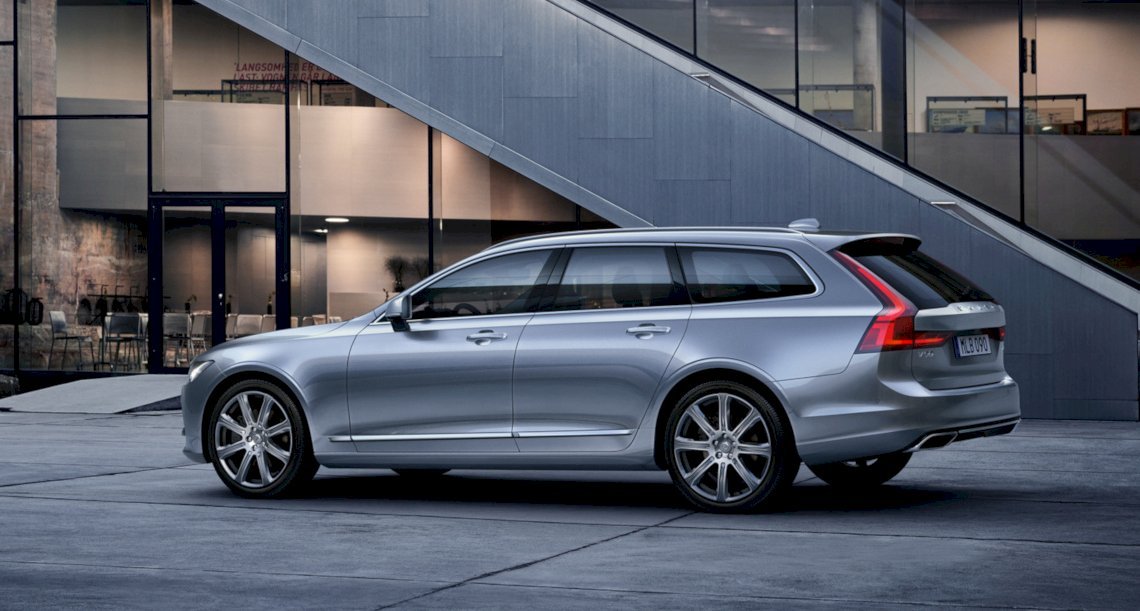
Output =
[{"x1": 385, "y1": 294, "x2": 411, "y2": 331}]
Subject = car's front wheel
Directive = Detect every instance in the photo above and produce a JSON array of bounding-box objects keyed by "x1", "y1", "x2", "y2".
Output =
[
  {"x1": 207, "y1": 380, "x2": 318, "y2": 498},
  {"x1": 807, "y1": 452, "x2": 911, "y2": 490},
  {"x1": 665, "y1": 381, "x2": 799, "y2": 512}
]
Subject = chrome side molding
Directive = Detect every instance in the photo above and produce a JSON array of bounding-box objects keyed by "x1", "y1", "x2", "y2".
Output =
[{"x1": 330, "y1": 429, "x2": 635, "y2": 442}]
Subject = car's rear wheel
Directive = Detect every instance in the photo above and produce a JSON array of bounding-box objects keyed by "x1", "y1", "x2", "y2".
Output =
[
  {"x1": 393, "y1": 469, "x2": 450, "y2": 478},
  {"x1": 665, "y1": 381, "x2": 799, "y2": 512},
  {"x1": 208, "y1": 380, "x2": 318, "y2": 498},
  {"x1": 807, "y1": 452, "x2": 911, "y2": 489}
]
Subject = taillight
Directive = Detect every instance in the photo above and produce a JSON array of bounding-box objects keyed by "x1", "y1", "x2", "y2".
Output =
[
  {"x1": 987, "y1": 327, "x2": 1006, "y2": 342},
  {"x1": 833, "y1": 251, "x2": 952, "y2": 353}
]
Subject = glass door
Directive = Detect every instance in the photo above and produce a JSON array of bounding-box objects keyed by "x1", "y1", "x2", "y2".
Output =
[
  {"x1": 149, "y1": 198, "x2": 288, "y2": 372},
  {"x1": 1023, "y1": 1, "x2": 1140, "y2": 282}
]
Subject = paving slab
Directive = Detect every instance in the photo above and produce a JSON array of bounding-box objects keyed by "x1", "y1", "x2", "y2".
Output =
[
  {"x1": 0, "y1": 495, "x2": 637, "y2": 584},
  {"x1": 390, "y1": 582, "x2": 920, "y2": 610},
  {"x1": 0, "y1": 467, "x2": 695, "y2": 528},
  {"x1": 479, "y1": 527, "x2": 1140, "y2": 610},
  {"x1": 0, "y1": 561, "x2": 441, "y2": 611},
  {"x1": 0, "y1": 375, "x2": 184, "y2": 414}
]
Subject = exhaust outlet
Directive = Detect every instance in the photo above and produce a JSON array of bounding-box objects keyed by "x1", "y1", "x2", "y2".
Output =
[{"x1": 905, "y1": 431, "x2": 958, "y2": 453}]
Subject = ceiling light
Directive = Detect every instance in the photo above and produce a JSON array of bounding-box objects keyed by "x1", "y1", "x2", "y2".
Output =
[
  {"x1": 314, "y1": 228, "x2": 328, "y2": 234},
  {"x1": 325, "y1": 217, "x2": 349, "y2": 223}
]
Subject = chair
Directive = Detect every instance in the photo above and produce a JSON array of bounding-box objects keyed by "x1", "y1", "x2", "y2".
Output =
[
  {"x1": 103, "y1": 313, "x2": 144, "y2": 371},
  {"x1": 300, "y1": 316, "x2": 314, "y2": 327},
  {"x1": 290, "y1": 316, "x2": 298, "y2": 328},
  {"x1": 189, "y1": 312, "x2": 212, "y2": 356},
  {"x1": 260, "y1": 314, "x2": 276, "y2": 333},
  {"x1": 48, "y1": 311, "x2": 95, "y2": 370},
  {"x1": 233, "y1": 314, "x2": 262, "y2": 338},
  {"x1": 162, "y1": 312, "x2": 191, "y2": 366},
  {"x1": 225, "y1": 314, "x2": 237, "y2": 339},
  {"x1": 328, "y1": 316, "x2": 342, "y2": 324},
  {"x1": 313, "y1": 314, "x2": 327, "y2": 325}
]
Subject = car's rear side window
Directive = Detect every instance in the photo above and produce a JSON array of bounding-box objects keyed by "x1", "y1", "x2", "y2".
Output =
[
  {"x1": 678, "y1": 247, "x2": 816, "y2": 304},
  {"x1": 853, "y1": 250, "x2": 993, "y2": 309}
]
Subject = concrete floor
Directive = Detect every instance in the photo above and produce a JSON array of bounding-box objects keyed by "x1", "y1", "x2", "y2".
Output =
[{"x1": 0, "y1": 412, "x2": 1137, "y2": 610}]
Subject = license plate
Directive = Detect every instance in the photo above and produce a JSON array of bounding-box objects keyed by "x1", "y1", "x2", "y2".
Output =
[{"x1": 955, "y1": 334, "x2": 992, "y2": 358}]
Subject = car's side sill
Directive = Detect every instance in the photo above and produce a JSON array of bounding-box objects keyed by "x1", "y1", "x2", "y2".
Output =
[{"x1": 329, "y1": 429, "x2": 634, "y2": 442}]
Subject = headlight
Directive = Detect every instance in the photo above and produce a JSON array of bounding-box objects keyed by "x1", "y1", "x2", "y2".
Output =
[{"x1": 188, "y1": 360, "x2": 214, "y2": 383}]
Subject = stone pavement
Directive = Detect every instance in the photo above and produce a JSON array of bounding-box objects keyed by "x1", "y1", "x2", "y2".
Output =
[{"x1": 0, "y1": 411, "x2": 1137, "y2": 609}]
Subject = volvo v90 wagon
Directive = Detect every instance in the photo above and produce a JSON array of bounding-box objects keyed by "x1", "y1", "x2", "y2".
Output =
[{"x1": 182, "y1": 225, "x2": 1020, "y2": 512}]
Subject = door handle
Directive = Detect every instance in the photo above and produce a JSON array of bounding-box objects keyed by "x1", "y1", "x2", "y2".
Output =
[
  {"x1": 626, "y1": 324, "x2": 671, "y2": 339},
  {"x1": 466, "y1": 330, "x2": 507, "y2": 345}
]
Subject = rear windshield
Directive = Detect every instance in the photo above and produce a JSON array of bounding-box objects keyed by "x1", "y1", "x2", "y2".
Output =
[{"x1": 852, "y1": 250, "x2": 994, "y2": 309}]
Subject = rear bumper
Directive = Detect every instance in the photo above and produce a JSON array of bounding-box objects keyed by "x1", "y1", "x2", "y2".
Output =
[{"x1": 787, "y1": 359, "x2": 1021, "y2": 465}]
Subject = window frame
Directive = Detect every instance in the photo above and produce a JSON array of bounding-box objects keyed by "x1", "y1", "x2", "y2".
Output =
[
  {"x1": 674, "y1": 243, "x2": 823, "y2": 306},
  {"x1": 535, "y1": 243, "x2": 690, "y2": 313}
]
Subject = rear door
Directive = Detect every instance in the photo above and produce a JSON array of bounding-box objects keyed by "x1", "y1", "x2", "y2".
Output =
[
  {"x1": 511, "y1": 245, "x2": 691, "y2": 451},
  {"x1": 845, "y1": 243, "x2": 1007, "y2": 389}
]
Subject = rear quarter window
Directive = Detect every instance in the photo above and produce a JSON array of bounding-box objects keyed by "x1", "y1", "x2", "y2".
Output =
[
  {"x1": 853, "y1": 250, "x2": 993, "y2": 309},
  {"x1": 678, "y1": 247, "x2": 816, "y2": 304}
]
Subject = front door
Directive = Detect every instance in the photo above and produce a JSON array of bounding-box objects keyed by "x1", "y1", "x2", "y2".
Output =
[
  {"x1": 149, "y1": 197, "x2": 289, "y2": 372},
  {"x1": 345, "y1": 248, "x2": 558, "y2": 453}
]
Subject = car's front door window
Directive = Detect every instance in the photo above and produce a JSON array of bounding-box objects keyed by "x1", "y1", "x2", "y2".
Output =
[{"x1": 410, "y1": 249, "x2": 555, "y2": 319}]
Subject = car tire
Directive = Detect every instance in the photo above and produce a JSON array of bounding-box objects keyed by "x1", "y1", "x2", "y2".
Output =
[
  {"x1": 207, "y1": 379, "x2": 319, "y2": 499},
  {"x1": 393, "y1": 469, "x2": 450, "y2": 478},
  {"x1": 665, "y1": 381, "x2": 799, "y2": 513},
  {"x1": 807, "y1": 452, "x2": 912, "y2": 490}
]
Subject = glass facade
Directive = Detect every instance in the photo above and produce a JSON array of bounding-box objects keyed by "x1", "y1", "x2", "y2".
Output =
[
  {"x1": 584, "y1": 0, "x2": 1139, "y2": 282},
  {"x1": 1, "y1": 0, "x2": 612, "y2": 374},
  {"x1": 3, "y1": 0, "x2": 1136, "y2": 373}
]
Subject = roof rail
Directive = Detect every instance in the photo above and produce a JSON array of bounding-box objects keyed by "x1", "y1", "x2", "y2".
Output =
[{"x1": 491, "y1": 226, "x2": 806, "y2": 249}]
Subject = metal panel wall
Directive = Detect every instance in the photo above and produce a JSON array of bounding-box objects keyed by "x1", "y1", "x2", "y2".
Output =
[{"x1": 198, "y1": 0, "x2": 1137, "y2": 419}]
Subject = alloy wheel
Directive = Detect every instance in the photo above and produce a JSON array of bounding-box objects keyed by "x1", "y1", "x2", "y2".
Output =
[
  {"x1": 672, "y1": 392, "x2": 774, "y2": 504},
  {"x1": 213, "y1": 390, "x2": 294, "y2": 488}
]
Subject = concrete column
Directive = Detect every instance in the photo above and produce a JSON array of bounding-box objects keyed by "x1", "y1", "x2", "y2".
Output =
[
  {"x1": 853, "y1": 0, "x2": 879, "y2": 132},
  {"x1": 150, "y1": 0, "x2": 173, "y2": 191}
]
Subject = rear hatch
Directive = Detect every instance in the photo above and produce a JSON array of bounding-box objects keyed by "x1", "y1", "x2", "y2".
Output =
[{"x1": 834, "y1": 236, "x2": 1007, "y2": 390}]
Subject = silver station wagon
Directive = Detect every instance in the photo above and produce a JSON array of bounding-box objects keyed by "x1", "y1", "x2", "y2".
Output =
[{"x1": 182, "y1": 225, "x2": 1020, "y2": 512}]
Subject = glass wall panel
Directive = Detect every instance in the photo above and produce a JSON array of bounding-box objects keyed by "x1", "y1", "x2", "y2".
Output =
[
  {"x1": 288, "y1": 54, "x2": 429, "y2": 322},
  {"x1": 0, "y1": 47, "x2": 12, "y2": 368},
  {"x1": 18, "y1": 119, "x2": 148, "y2": 370},
  {"x1": 798, "y1": 0, "x2": 883, "y2": 145},
  {"x1": 906, "y1": 0, "x2": 1022, "y2": 219},
  {"x1": 17, "y1": 0, "x2": 146, "y2": 116},
  {"x1": 433, "y1": 134, "x2": 588, "y2": 270},
  {"x1": 698, "y1": 1, "x2": 796, "y2": 99},
  {"x1": 1029, "y1": 0, "x2": 1140, "y2": 281},
  {"x1": 152, "y1": 3, "x2": 284, "y2": 192},
  {"x1": 592, "y1": 0, "x2": 695, "y2": 52}
]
